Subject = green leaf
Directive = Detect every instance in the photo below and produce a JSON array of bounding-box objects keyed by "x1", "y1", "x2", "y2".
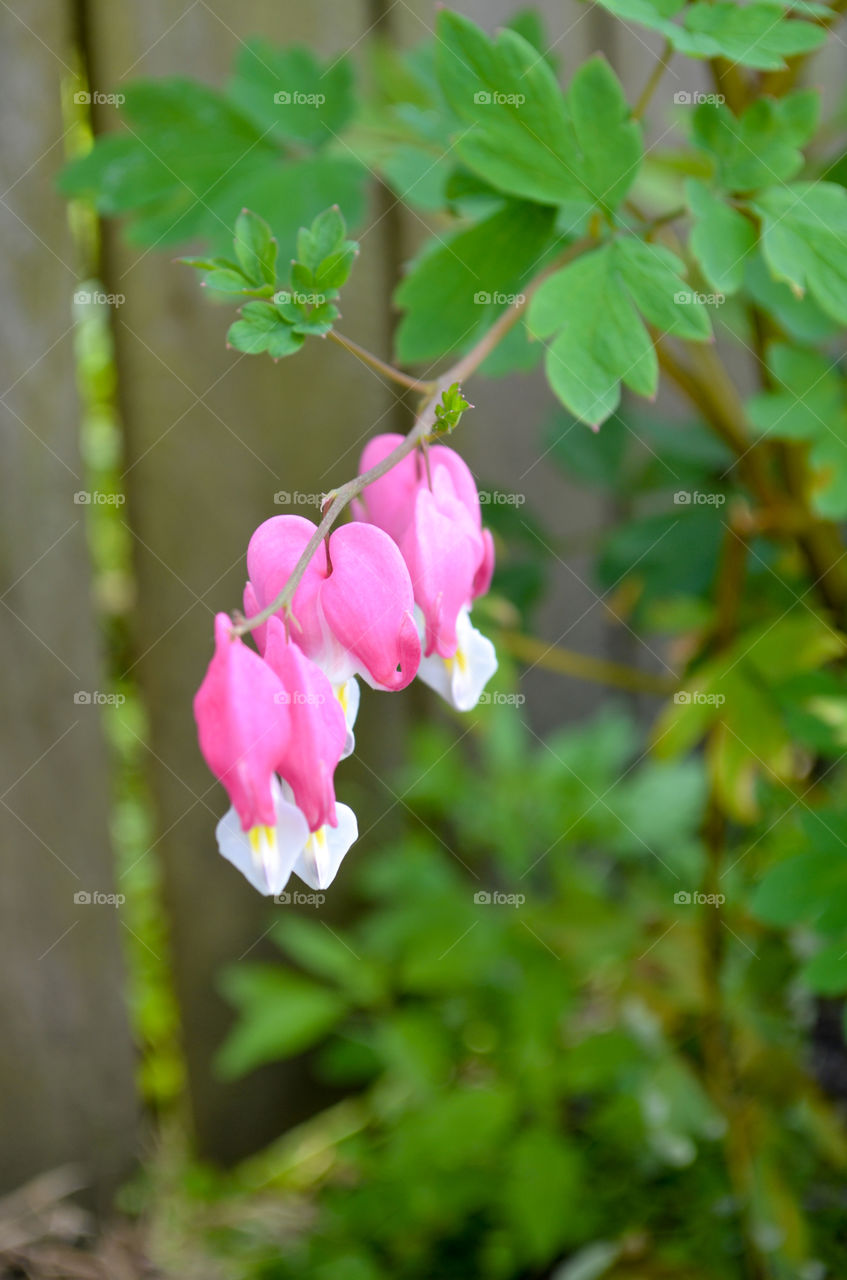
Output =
[
  {"x1": 530, "y1": 247, "x2": 655, "y2": 425},
  {"x1": 748, "y1": 345, "x2": 841, "y2": 443},
  {"x1": 752, "y1": 182, "x2": 847, "y2": 325},
  {"x1": 233, "y1": 208, "x2": 277, "y2": 286},
  {"x1": 216, "y1": 964, "x2": 348, "y2": 1079},
  {"x1": 505, "y1": 9, "x2": 559, "y2": 69},
  {"x1": 435, "y1": 13, "x2": 575, "y2": 206},
  {"x1": 597, "y1": 0, "x2": 683, "y2": 25},
  {"x1": 203, "y1": 268, "x2": 256, "y2": 296},
  {"x1": 748, "y1": 345, "x2": 847, "y2": 518},
  {"x1": 500, "y1": 1129, "x2": 583, "y2": 1263},
  {"x1": 594, "y1": 0, "x2": 825, "y2": 69},
  {"x1": 435, "y1": 13, "x2": 641, "y2": 210},
  {"x1": 687, "y1": 180, "x2": 756, "y2": 295},
  {"x1": 654, "y1": 612, "x2": 844, "y2": 818},
  {"x1": 290, "y1": 261, "x2": 315, "y2": 292},
  {"x1": 272, "y1": 917, "x2": 385, "y2": 1004},
  {"x1": 615, "y1": 239, "x2": 713, "y2": 339},
  {"x1": 692, "y1": 92, "x2": 817, "y2": 192},
  {"x1": 394, "y1": 200, "x2": 556, "y2": 364},
  {"x1": 59, "y1": 69, "x2": 367, "y2": 259},
  {"x1": 478, "y1": 317, "x2": 545, "y2": 377},
  {"x1": 567, "y1": 56, "x2": 643, "y2": 212},
  {"x1": 800, "y1": 941, "x2": 847, "y2": 995},
  {"x1": 227, "y1": 301, "x2": 304, "y2": 358},
  {"x1": 290, "y1": 301, "x2": 339, "y2": 336},
  {"x1": 298, "y1": 205, "x2": 344, "y2": 270},
  {"x1": 314, "y1": 244, "x2": 358, "y2": 291},
  {"x1": 528, "y1": 239, "x2": 710, "y2": 426},
  {"x1": 680, "y1": 2, "x2": 825, "y2": 70},
  {"x1": 431, "y1": 382, "x2": 472, "y2": 436},
  {"x1": 227, "y1": 39, "x2": 354, "y2": 147},
  {"x1": 177, "y1": 254, "x2": 240, "y2": 272},
  {"x1": 377, "y1": 142, "x2": 453, "y2": 212},
  {"x1": 752, "y1": 850, "x2": 847, "y2": 929},
  {"x1": 744, "y1": 253, "x2": 841, "y2": 344}
]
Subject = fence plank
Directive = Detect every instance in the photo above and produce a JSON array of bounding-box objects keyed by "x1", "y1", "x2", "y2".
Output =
[
  {"x1": 84, "y1": 0, "x2": 408, "y2": 1162},
  {"x1": 0, "y1": 0, "x2": 137, "y2": 1207}
]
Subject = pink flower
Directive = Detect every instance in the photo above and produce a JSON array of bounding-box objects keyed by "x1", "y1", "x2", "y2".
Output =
[
  {"x1": 262, "y1": 616, "x2": 346, "y2": 833},
  {"x1": 215, "y1": 778, "x2": 357, "y2": 897},
  {"x1": 194, "y1": 612, "x2": 291, "y2": 832},
  {"x1": 244, "y1": 515, "x2": 421, "y2": 691},
  {"x1": 353, "y1": 436, "x2": 498, "y2": 710},
  {"x1": 353, "y1": 435, "x2": 495, "y2": 625},
  {"x1": 194, "y1": 614, "x2": 358, "y2": 897}
]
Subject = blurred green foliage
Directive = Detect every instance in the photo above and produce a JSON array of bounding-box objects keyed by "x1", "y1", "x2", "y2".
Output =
[
  {"x1": 73, "y1": 277, "x2": 185, "y2": 1111},
  {"x1": 60, "y1": 4, "x2": 847, "y2": 1277},
  {"x1": 127, "y1": 701, "x2": 846, "y2": 1279}
]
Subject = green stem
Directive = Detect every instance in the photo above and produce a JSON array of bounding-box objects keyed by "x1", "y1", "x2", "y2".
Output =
[
  {"x1": 498, "y1": 630, "x2": 676, "y2": 695},
  {"x1": 632, "y1": 37, "x2": 674, "y2": 121},
  {"x1": 700, "y1": 525, "x2": 773, "y2": 1280},
  {"x1": 232, "y1": 236, "x2": 595, "y2": 639},
  {"x1": 656, "y1": 339, "x2": 847, "y2": 624},
  {"x1": 327, "y1": 330, "x2": 433, "y2": 393}
]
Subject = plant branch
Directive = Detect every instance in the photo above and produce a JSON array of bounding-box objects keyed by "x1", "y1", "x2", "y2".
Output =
[
  {"x1": 326, "y1": 329, "x2": 434, "y2": 392},
  {"x1": 761, "y1": 0, "x2": 847, "y2": 97},
  {"x1": 655, "y1": 339, "x2": 778, "y2": 506},
  {"x1": 498, "y1": 630, "x2": 676, "y2": 695},
  {"x1": 656, "y1": 339, "x2": 847, "y2": 621},
  {"x1": 633, "y1": 37, "x2": 674, "y2": 121},
  {"x1": 231, "y1": 236, "x2": 595, "y2": 639},
  {"x1": 708, "y1": 57, "x2": 749, "y2": 115},
  {"x1": 698, "y1": 523, "x2": 773, "y2": 1280}
]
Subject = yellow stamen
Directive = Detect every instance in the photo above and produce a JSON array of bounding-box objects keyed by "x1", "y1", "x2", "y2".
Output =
[
  {"x1": 248, "y1": 824, "x2": 276, "y2": 867},
  {"x1": 304, "y1": 826, "x2": 329, "y2": 858},
  {"x1": 445, "y1": 646, "x2": 468, "y2": 676}
]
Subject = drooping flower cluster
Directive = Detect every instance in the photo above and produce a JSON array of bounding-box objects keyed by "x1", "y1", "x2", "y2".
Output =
[
  {"x1": 353, "y1": 434, "x2": 497, "y2": 712},
  {"x1": 194, "y1": 439, "x2": 497, "y2": 898}
]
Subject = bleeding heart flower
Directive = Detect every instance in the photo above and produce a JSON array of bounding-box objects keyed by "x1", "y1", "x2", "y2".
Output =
[
  {"x1": 353, "y1": 436, "x2": 497, "y2": 709},
  {"x1": 193, "y1": 612, "x2": 291, "y2": 831},
  {"x1": 415, "y1": 604, "x2": 498, "y2": 713},
  {"x1": 195, "y1": 614, "x2": 358, "y2": 898},
  {"x1": 216, "y1": 776, "x2": 358, "y2": 896},
  {"x1": 352, "y1": 434, "x2": 495, "y2": 603},
  {"x1": 244, "y1": 515, "x2": 421, "y2": 691},
  {"x1": 262, "y1": 616, "x2": 347, "y2": 832}
]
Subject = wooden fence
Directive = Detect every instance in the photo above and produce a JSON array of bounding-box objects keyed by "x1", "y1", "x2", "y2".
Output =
[{"x1": 0, "y1": 0, "x2": 646, "y2": 1204}]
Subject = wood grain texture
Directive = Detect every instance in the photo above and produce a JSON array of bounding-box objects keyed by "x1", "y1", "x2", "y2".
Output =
[
  {"x1": 0, "y1": 0, "x2": 137, "y2": 1207},
  {"x1": 84, "y1": 0, "x2": 409, "y2": 1161}
]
